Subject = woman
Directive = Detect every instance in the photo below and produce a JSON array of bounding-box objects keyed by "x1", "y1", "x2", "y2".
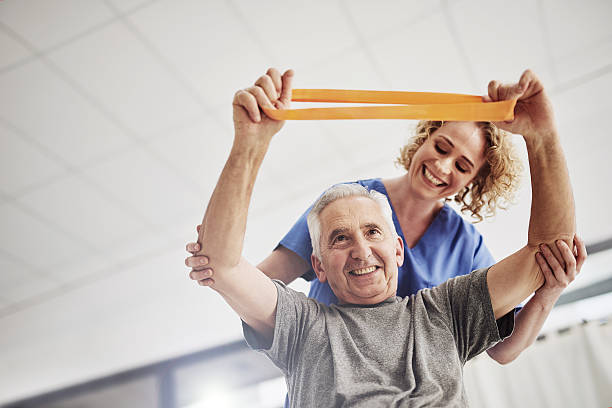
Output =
[{"x1": 186, "y1": 68, "x2": 586, "y2": 364}]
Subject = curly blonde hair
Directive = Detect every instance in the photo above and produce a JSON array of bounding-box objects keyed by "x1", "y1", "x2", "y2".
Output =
[{"x1": 396, "y1": 120, "x2": 522, "y2": 222}]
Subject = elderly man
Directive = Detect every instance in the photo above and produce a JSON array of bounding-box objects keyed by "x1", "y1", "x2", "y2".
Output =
[{"x1": 190, "y1": 68, "x2": 579, "y2": 407}]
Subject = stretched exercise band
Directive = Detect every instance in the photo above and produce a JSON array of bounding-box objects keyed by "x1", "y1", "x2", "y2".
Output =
[{"x1": 262, "y1": 89, "x2": 516, "y2": 121}]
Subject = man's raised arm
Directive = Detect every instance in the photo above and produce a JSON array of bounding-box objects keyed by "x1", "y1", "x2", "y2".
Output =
[
  {"x1": 486, "y1": 70, "x2": 576, "y2": 318},
  {"x1": 190, "y1": 68, "x2": 294, "y2": 339}
]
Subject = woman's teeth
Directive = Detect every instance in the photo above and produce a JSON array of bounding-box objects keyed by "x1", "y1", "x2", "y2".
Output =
[
  {"x1": 424, "y1": 167, "x2": 445, "y2": 186},
  {"x1": 350, "y1": 266, "x2": 377, "y2": 276}
]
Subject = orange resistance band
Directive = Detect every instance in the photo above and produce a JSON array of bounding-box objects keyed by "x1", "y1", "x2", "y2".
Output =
[{"x1": 262, "y1": 89, "x2": 516, "y2": 121}]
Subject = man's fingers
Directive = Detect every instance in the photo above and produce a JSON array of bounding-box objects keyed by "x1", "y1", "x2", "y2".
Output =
[
  {"x1": 246, "y1": 85, "x2": 276, "y2": 113},
  {"x1": 488, "y1": 80, "x2": 500, "y2": 102},
  {"x1": 255, "y1": 74, "x2": 279, "y2": 102},
  {"x1": 278, "y1": 69, "x2": 294, "y2": 107},
  {"x1": 233, "y1": 89, "x2": 261, "y2": 122},
  {"x1": 266, "y1": 67, "x2": 282, "y2": 97}
]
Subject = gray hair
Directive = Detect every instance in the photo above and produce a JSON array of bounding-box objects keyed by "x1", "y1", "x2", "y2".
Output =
[{"x1": 306, "y1": 184, "x2": 397, "y2": 260}]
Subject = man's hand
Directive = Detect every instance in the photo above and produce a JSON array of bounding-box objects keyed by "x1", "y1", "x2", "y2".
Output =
[
  {"x1": 533, "y1": 235, "x2": 587, "y2": 307},
  {"x1": 483, "y1": 69, "x2": 556, "y2": 139},
  {"x1": 232, "y1": 68, "x2": 294, "y2": 147},
  {"x1": 186, "y1": 224, "x2": 213, "y2": 286}
]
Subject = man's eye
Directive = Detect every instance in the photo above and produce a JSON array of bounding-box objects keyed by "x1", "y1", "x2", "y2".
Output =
[
  {"x1": 368, "y1": 229, "x2": 381, "y2": 236},
  {"x1": 335, "y1": 235, "x2": 347, "y2": 242}
]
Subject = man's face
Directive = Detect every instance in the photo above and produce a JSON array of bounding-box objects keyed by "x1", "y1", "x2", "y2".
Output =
[{"x1": 311, "y1": 196, "x2": 404, "y2": 305}]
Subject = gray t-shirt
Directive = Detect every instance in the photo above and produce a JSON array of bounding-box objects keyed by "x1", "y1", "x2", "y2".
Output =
[{"x1": 243, "y1": 268, "x2": 514, "y2": 407}]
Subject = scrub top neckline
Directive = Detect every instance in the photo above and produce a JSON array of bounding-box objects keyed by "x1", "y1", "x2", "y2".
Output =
[{"x1": 372, "y1": 178, "x2": 449, "y2": 252}]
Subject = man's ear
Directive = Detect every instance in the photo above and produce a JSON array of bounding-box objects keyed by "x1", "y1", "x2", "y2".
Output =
[
  {"x1": 311, "y1": 254, "x2": 327, "y2": 283},
  {"x1": 395, "y1": 235, "x2": 405, "y2": 267}
]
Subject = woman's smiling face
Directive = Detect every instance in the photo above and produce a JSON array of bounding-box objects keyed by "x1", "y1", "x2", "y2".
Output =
[{"x1": 408, "y1": 121, "x2": 488, "y2": 201}]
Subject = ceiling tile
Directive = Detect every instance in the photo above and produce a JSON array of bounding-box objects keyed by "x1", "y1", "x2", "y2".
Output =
[
  {"x1": 16, "y1": 175, "x2": 149, "y2": 251},
  {"x1": 0, "y1": 257, "x2": 59, "y2": 304},
  {"x1": 147, "y1": 118, "x2": 232, "y2": 195},
  {"x1": 128, "y1": 0, "x2": 269, "y2": 111},
  {"x1": 447, "y1": 0, "x2": 555, "y2": 89},
  {"x1": 543, "y1": 0, "x2": 612, "y2": 83},
  {"x1": 0, "y1": 29, "x2": 31, "y2": 69},
  {"x1": 82, "y1": 147, "x2": 202, "y2": 228},
  {"x1": 343, "y1": 0, "x2": 441, "y2": 40},
  {"x1": 0, "y1": 123, "x2": 67, "y2": 196},
  {"x1": 106, "y1": 0, "x2": 152, "y2": 14},
  {"x1": 47, "y1": 21, "x2": 203, "y2": 136},
  {"x1": 231, "y1": 0, "x2": 358, "y2": 71},
  {"x1": 0, "y1": 202, "x2": 91, "y2": 269},
  {"x1": 0, "y1": 60, "x2": 131, "y2": 167},
  {"x1": 0, "y1": 0, "x2": 113, "y2": 51},
  {"x1": 367, "y1": 13, "x2": 473, "y2": 93}
]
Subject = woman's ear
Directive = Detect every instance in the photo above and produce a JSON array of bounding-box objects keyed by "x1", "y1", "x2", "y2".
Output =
[{"x1": 311, "y1": 254, "x2": 327, "y2": 283}]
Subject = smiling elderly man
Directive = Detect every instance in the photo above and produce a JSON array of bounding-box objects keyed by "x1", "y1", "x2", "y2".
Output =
[{"x1": 190, "y1": 68, "x2": 577, "y2": 407}]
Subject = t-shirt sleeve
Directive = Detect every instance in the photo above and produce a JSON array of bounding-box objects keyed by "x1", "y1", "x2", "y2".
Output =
[
  {"x1": 277, "y1": 204, "x2": 317, "y2": 281},
  {"x1": 434, "y1": 268, "x2": 514, "y2": 363},
  {"x1": 242, "y1": 280, "x2": 322, "y2": 374}
]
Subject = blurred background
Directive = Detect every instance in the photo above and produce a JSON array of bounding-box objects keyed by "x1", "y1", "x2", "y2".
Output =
[{"x1": 1, "y1": 0, "x2": 611, "y2": 407}]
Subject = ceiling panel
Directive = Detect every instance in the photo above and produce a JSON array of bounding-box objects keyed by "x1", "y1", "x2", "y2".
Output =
[
  {"x1": 543, "y1": 0, "x2": 612, "y2": 83},
  {"x1": 0, "y1": 123, "x2": 67, "y2": 196},
  {"x1": 231, "y1": 0, "x2": 358, "y2": 72},
  {"x1": 0, "y1": 60, "x2": 131, "y2": 167},
  {"x1": 128, "y1": 0, "x2": 270, "y2": 111},
  {"x1": 16, "y1": 175, "x2": 149, "y2": 251},
  {"x1": 82, "y1": 147, "x2": 202, "y2": 228},
  {"x1": 0, "y1": 257, "x2": 59, "y2": 304},
  {"x1": 0, "y1": 0, "x2": 113, "y2": 51},
  {"x1": 147, "y1": 118, "x2": 232, "y2": 194},
  {"x1": 106, "y1": 0, "x2": 152, "y2": 14},
  {"x1": 343, "y1": 0, "x2": 441, "y2": 41},
  {"x1": 0, "y1": 29, "x2": 30, "y2": 69},
  {"x1": 0, "y1": 202, "x2": 91, "y2": 269},
  {"x1": 448, "y1": 0, "x2": 556, "y2": 89},
  {"x1": 367, "y1": 13, "x2": 474, "y2": 93},
  {"x1": 47, "y1": 21, "x2": 203, "y2": 136}
]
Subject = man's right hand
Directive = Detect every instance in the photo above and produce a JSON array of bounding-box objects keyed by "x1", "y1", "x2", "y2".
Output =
[{"x1": 232, "y1": 68, "x2": 294, "y2": 145}]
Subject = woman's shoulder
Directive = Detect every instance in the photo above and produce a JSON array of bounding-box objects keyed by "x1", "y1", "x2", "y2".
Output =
[{"x1": 437, "y1": 203, "x2": 485, "y2": 239}]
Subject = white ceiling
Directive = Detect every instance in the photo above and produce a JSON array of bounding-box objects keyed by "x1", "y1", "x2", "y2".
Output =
[{"x1": 1, "y1": 0, "x2": 612, "y2": 403}]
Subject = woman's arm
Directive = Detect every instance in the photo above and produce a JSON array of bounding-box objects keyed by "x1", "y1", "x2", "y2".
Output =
[{"x1": 486, "y1": 235, "x2": 586, "y2": 364}]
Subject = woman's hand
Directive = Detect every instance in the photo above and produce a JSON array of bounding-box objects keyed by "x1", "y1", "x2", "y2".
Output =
[
  {"x1": 484, "y1": 69, "x2": 556, "y2": 140},
  {"x1": 185, "y1": 224, "x2": 214, "y2": 286},
  {"x1": 533, "y1": 235, "x2": 587, "y2": 307}
]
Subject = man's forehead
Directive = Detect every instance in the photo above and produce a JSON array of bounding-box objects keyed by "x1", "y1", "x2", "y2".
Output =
[{"x1": 320, "y1": 197, "x2": 384, "y2": 228}]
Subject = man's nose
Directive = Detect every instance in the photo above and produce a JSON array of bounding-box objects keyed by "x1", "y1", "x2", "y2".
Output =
[{"x1": 350, "y1": 236, "x2": 372, "y2": 260}]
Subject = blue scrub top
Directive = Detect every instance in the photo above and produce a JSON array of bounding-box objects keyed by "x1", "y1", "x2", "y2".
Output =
[{"x1": 279, "y1": 178, "x2": 495, "y2": 305}]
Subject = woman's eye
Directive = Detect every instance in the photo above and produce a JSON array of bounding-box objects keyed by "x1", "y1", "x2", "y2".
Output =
[
  {"x1": 455, "y1": 163, "x2": 468, "y2": 173},
  {"x1": 434, "y1": 144, "x2": 447, "y2": 154},
  {"x1": 335, "y1": 235, "x2": 347, "y2": 243}
]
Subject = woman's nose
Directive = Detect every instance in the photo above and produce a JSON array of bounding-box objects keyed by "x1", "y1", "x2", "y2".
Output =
[{"x1": 435, "y1": 157, "x2": 452, "y2": 175}]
